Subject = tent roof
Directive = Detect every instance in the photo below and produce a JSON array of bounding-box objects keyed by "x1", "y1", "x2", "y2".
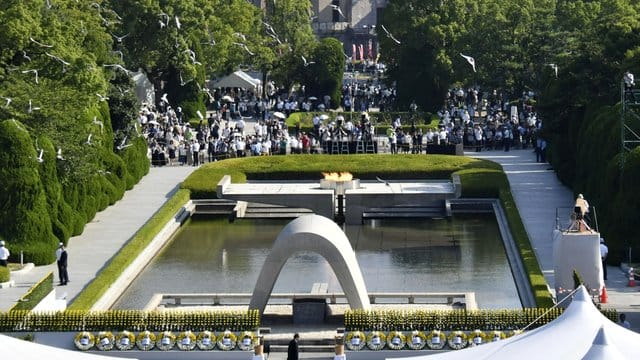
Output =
[
  {"x1": 0, "y1": 333, "x2": 137, "y2": 360},
  {"x1": 212, "y1": 70, "x2": 261, "y2": 89},
  {"x1": 390, "y1": 286, "x2": 640, "y2": 360}
]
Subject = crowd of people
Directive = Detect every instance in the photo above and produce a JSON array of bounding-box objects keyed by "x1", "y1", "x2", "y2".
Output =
[{"x1": 138, "y1": 81, "x2": 550, "y2": 166}]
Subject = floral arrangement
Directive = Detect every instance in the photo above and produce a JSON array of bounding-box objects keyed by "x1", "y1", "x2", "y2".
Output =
[
  {"x1": 216, "y1": 330, "x2": 237, "y2": 350},
  {"x1": 447, "y1": 331, "x2": 468, "y2": 350},
  {"x1": 156, "y1": 330, "x2": 176, "y2": 351},
  {"x1": 74, "y1": 331, "x2": 95, "y2": 351},
  {"x1": 407, "y1": 330, "x2": 427, "y2": 350},
  {"x1": 489, "y1": 330, "x2": 506, "y2": 342},
  {"x1": 425, "y1": 330, "x2": 446, "y2": 350},
  {"x1": 197, "y1": 331, "x2": 216, "y2": 350},
  {"x1": 386, "y1": 331, "x2": 406, "y2": 350},
  {"x1": 115, "y1": 330, "x2": 135, "y2": 351},
  {"x1": 237, "y1": 331, "x2": 257, "y2": 351},
  {"x1": 468, "y1": 330, "x2": 486, "y2": 346},
  {"x1": 366, "y1": 331, "x2": 386, "y2": 351},
  {"x1": 507, "y1": 329, "x2": 523, "y2": 338},
  {"x1": 136, "y1": 330, "x2": 156, "y2": 351},
  {"x1": 345, "y1": 330, "x2": 366, "y2": 351},
  {"x1": 95, "y1": 331, "x2": 115, "y2": 351},
  {"x1": 176, "y1": 330, "x2": 197, "y2": 351}
]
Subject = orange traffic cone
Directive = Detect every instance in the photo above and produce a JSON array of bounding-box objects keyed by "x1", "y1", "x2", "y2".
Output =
[
  {"x1": 628, "y1": 268, "x2": 636, "y2": 287},
  {"x1": 600, "y1": 287, "x2": 608, "y2": 304}
]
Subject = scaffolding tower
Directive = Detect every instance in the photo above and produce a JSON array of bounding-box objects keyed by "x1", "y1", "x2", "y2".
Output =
[
  {"x1": 621, "y1": 79, "x2": 640, "y2": 155},
  {"x1": 620, "y1": 77, "x2": 640, "y2": 262}
]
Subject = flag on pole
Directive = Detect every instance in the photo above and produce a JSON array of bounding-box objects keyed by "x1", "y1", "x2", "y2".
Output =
[
  {"x1": 359, "y1": 44, "x2": 364, "y2": 63},
  {"x1": 368, "y1": 39, "x2": 373, "y2": 60},
  {"x1": 352, "y1": 44, "x2": 357, "y2": 62}
]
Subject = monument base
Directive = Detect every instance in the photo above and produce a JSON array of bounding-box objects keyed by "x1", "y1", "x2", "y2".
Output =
[{"x1": 293, "y1": 298, "x2": 326, "y2": 324}]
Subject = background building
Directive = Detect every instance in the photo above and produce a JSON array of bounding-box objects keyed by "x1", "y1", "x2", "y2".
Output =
[{"x1": 251, "y1": 0, "x2": 388, "y2": 62}]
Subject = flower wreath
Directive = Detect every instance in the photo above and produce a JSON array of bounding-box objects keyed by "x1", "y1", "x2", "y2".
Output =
[
  {"x1": 345, "y1": 331, "x2": 366, "y2": 351},
  {"x1": 95, "y1": 331, "x2": 115, "y2": 351},
  {"x1": 366, "y1": 331, "x2": 386, "y2": 351},
  {"x1": 425, "y1": 330, "x2": 446, "y2": 350},
  {"x1": 386, "y1": 331, "x2": 406, "y2": 350},
  {"x1": 237, "y1": 331, "x2": 257, "y2": 351},
  {"x1": 136, "y1": 330, "x2": 156, "y2": 351},
  {"x1": 156, "y1": 330, "x2": 176, "y2": 351},
  {"x1": 216, "y1": 330, "x2": 237, "y2": 351},
  {"x1": 74, "y1": 331, "x2": 95, "y2": 351},
  {"x1": 488, "y1": 330, "x2": 506, "y2": 342},
  {"x1": 196, "y1": 331, "x2": 216, "y2": 350},
  {"x1": 176, "y1": 330, "x2": 197, "y2": 351},
  {"x1": 407, "y1": 330, "x2": 427, "y2": 350},
  {"x1": 447, "y1": 331, "x2": 468, "y2": 350},
  {"x1": 115, "y1": 330, "x2": 135, "y2": 351},
  {"x1": 468, "y1": 330, "x2": 486, "y2": 346}
]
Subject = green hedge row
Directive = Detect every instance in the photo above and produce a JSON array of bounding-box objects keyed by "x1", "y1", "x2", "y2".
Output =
[
  {"x1": 0, "y1": 117, "x2": 149, "y2": 265},
  {"x1": 68, "y1": 189, "x2": 191, "y2": 310},
  {"x1": 182, "y1": 154, "x2": 553, "y2": 306},
  {"x1": 0, "y1": 267, "x2": 9, "y2": 283},
  {"x1": 344, "y1": 308, "x2": 617, "y2": 331},
  {"x1": 0, "y1": 309, "x2": 259, "y2": 332},
  {"x1": 10, "y1": 272, "x2": 53, "y2": 311}
]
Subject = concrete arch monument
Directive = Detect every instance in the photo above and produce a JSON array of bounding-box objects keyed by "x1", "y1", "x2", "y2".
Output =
[{"x1": 249, "y1": 214, "x2": 371, "y2": 313}]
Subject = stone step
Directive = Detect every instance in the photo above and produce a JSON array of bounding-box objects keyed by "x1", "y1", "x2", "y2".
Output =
[
  {"x1": 268, "y1": 344, "x2": 335, "y2": 353},
  {"x1": 362, "y1": 206, "x2": 446, "y2": 219}
]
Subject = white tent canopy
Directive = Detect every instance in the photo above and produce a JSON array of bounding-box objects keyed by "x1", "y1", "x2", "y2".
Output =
[
  {"x1": 0, "y1": 333, "x2": 137, "y2": 360},
  {"x1": 391, "y1": 286, "x2": 640, "y2": 360},
  {"x1": 212, "y1": 70, "x2": 261, "y2": 91}
]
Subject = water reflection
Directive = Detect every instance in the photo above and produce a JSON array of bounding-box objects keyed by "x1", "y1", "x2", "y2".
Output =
[{"x1": 113, "y1": 215, "x2": 520, "y2": 309}]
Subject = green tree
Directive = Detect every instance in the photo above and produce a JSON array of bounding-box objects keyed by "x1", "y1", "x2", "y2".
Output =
[{"x1": 303, "y1": 38, "x2": 344, "y2": 108}]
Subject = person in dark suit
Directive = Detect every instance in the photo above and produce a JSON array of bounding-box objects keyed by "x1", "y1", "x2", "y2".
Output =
[
  {"x1": 287, "y1": 333, "x2": 299, "y2": 360},
  {"x1": 56, "y1": 243, "x2": 69, "y2": 285}
]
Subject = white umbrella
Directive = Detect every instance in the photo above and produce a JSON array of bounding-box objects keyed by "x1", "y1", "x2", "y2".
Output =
[
  {"x1": 308, "y1": 96, "x2": 318, "y2": 101},
  {"x1": 319, "y1": 114, "x2": 330, "y2": 120},
  {"x1": 273, "y1": 111, "x2": 286, "y2": 119},
  {"x1": 147, "y1": 120, "x2": 159, "y2": 126},
  {"x1": 221, "y1": 95, "x2": 234, "y2": 102}
]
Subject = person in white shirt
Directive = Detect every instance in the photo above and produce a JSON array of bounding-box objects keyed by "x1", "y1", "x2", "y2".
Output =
[
  {"x1": 600, "y1": 238, "x2": 608, "y2": 280},
  {"x1": 190, "y1": 140, "x2": 200, "y2": 166},
  {"x1": 0, "y1": 240, "x2": 10, "y2": 267},
  {"x1": 619, "y1": 313, "x2": 631, "y2": 329}
]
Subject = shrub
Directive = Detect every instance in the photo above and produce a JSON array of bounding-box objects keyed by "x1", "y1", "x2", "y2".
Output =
[
  {"x1": 0, "y1": 267, "x2": 9, "y2": 283},
  {"x1": 0, "y1": 309, "x2": 259, "y2": 332},
  {"x1": 10, "y1": 272, "x2": 53, "y2": 311}
]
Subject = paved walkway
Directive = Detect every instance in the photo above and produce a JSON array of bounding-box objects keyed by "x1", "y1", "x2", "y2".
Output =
[
  {"x1": 0, "y1": 166, "x2": 195, "y2": 311},
  {"x1": 469, "y1": 148, "x2": 640, "y2": 332}
]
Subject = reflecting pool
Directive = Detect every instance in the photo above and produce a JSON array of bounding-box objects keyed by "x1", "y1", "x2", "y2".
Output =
[{"x1": 113, "y1": 214, "x2": 521, "y2": 309}]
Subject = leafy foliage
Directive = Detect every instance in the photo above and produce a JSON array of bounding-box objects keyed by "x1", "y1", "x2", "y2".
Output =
[{"x1": 0, "y1": 2, "x2": 148, "y2": 264}]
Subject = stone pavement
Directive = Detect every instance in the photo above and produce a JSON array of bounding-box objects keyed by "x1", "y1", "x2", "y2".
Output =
[
  {"x1": 469, "y1": 148, "x2": 640, "y2": 332},
  {"x1": 0, "y1": 166, "x2": 196, "y2": 311}
]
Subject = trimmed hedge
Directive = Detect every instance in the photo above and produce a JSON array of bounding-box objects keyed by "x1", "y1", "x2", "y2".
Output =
[
  {"x1": 68, "y1": 189, "x2": 191, "y2": 310},
  {"x1": 182, "y1": 154, "x2": 554, "y2": 306},
  {"x1": 10, "y1": 272, "x2": 53, "y2": 311},
  {"x1": 0, "y1": 267, "x2": 9, "y2": 283},
  {"x1": 345, "y1": 308, "x2": 617, "y2": 331},
  {"x1": 0, "y1": 309, "x2": 259, "y2": 332}
]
